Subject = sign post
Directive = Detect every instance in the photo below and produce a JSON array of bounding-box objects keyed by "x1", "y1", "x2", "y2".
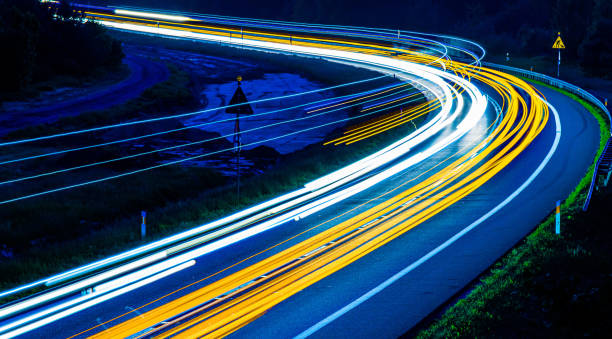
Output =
[
  {"x1": 552, "y1": 32, "x2": 565, "y2": 78},
  {"x1": 226, "y1": 76, "x2": 254, "y2": 205}
]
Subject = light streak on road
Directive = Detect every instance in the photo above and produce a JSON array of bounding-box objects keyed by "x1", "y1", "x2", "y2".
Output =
[{"x1": 114, "y1": 9, "x2": 193, "y2": 22}]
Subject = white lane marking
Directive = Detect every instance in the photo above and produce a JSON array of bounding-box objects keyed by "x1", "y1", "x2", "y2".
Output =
[{"x1": 294, "y1": 100, "x2": 561, "y2": 338}]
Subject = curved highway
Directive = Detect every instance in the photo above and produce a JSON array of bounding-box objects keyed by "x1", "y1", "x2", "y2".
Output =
[{"x1": 0, "y1": 2, "x2": 601, "y2": 338}]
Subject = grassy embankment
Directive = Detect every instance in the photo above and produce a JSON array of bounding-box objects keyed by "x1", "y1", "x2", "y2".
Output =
[
  {"x1": 0, "y1": 63, "x2": 213, "y2": 293},
  {"x1": 4, "y1": 63, "x2": 192, "y2": 139},
  {"x1": 415, "y1": 79, "x2": 611, "y2": 338},
  {"x1": 0, "y1": 49, "x2": 426, "y2": 302},
  {"x1": 1, "y1": 64, "x2": 131, "y2": 105}
]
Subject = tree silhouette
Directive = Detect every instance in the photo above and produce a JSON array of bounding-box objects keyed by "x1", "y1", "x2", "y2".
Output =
[
  {"x1": 579, "y1": 0, "x2": 612, "y2": 77},
  {"x1": 0, "y1": 0, "x2": 124, "y2": 94}
]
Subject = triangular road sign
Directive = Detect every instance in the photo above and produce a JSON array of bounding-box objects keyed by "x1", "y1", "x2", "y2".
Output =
[
  {"x1": 226, "y1": 81, "x2": 254, "y2": 115},
  {"x1": 552, "y1": 34, "x2": 565, "y2": 49}
]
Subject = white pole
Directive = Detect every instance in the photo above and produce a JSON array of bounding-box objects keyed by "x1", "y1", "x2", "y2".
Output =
[{"x1": 557, "y1": 49, "x2": 561, "y2": 78}]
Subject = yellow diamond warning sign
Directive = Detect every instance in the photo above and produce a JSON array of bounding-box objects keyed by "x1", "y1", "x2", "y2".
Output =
[{"x1": 552, "y1": 32, "x2": 565, "y2": 49}]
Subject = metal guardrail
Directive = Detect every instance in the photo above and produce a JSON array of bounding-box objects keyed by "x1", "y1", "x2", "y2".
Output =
[{"x1": 483, "y1": 62, "x2": 611, "y2": 211}]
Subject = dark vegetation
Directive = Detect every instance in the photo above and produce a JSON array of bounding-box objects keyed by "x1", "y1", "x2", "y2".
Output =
[
  {"x1": 3, "y1": 62, "x2": 193, "y2": 140},
  {"x1": 0, "y1": 0, "x2": 123, "y2": 99},
  {"x1": 414, "y1": 82, "x2": 611, "y2": 338},
  {"x1": 95, "y1": 0, "x2": 612, "y2": 78},
  {"x1": 0, "y1": 64, "x2": 203, "y2": 265}
]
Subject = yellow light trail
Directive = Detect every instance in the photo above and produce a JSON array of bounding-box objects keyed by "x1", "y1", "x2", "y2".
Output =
[
  {"x1": 327, "y1": 81, "x2": 467, "y2": 145},
  {"x1": 306, "y1": 83, "x2": 413, "y2": 114},
  {"x1": 327, "y1": 100, "x2": 439, "y2": 145}
]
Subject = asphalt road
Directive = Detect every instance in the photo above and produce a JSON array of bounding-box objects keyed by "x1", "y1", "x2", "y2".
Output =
[{"x1": 15, "y1": 78, "x2": 600, "y2": 338}]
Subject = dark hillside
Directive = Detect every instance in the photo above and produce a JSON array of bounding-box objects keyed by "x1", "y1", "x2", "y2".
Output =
[{"x1": 0, "y1": 0, "x2": 124, "y2": 94}]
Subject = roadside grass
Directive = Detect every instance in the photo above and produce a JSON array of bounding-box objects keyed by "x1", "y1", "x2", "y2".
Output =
[
  {"x1": 0, "y1": 112, "x2": 428, "y2": 301},
  {"x1": 0, "y1": 63, "x2": 130, "y2": 105},
  {"x1": 0, "y1": 62, "x2": 226, "y2": 293},
  {"x1": 414, "y1": 81, "x2": 610, "y2": 338}
]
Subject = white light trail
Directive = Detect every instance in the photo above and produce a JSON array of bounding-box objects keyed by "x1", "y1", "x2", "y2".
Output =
[
  {"x1": 114, "y1": 9, "x2": 193, "y2": 22},
  {"x1": 0, "y1": 260, "x2": 196, "y2": 339}
]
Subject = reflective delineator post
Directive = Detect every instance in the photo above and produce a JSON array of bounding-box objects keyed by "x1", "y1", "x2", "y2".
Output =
[
  {"x1": 555, "y1": 200, "x2": 561, "y2": 234},
  {"x1": 141, "y1": 211, "x2": 147, "y2": 239}
]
